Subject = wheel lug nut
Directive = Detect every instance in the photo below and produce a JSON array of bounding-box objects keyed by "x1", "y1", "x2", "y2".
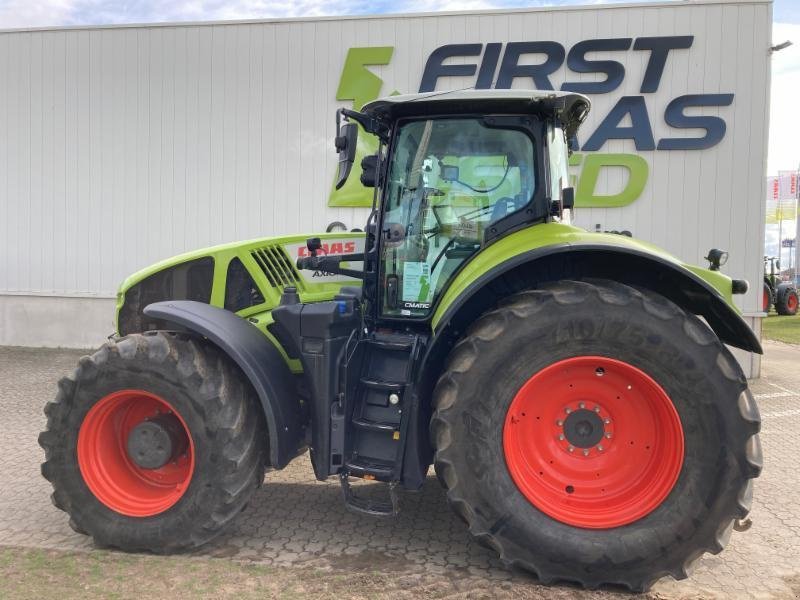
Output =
[
  {"x1": 597, "y1": 445, "x2": 604, "y2": 452},
  {"x1": 582, "y1": 449, "x2": 589, "y2": 456},
  {"x1": 558, "y1": 434, "x2": 565, "y2": 441},
  {"x1": 579, "y1": 402, "x2": 585, "y2": 409},
  {"x1": 604, "y1": 418, "x2": 611, "y2": 424},
  {"x1": 556, "y1": 420, "x2": 563, "y2": 427},
  {"x1": 594, "y1": 406, "x2": 601, "y2": 413},
  {"x1": 568, "y1": 445, "x2": 575, "y2": 452},
  {"x1": 605, "y1": 432, "x2": 612, "y2": 439},
  {"x1": 565, "y1": 408, "x2": 572, "y2": 414}
]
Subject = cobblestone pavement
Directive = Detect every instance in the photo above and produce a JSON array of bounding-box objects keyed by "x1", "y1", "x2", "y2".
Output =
[{"x1": 2, "y1": 342, "x2": 799, "y2": 599}]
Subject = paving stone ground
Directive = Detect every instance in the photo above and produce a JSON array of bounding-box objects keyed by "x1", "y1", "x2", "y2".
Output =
[{"x1": 1, "y1": 342, "x2": 799, "y2": 599}]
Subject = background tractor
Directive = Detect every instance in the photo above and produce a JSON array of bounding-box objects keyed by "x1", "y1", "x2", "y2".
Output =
[
  {"x1": 763, "y1": 255, "x2": 799, "y2": 315},
  {"x1": 40, "y1": 90, "x2": 762, "y2": 591}
]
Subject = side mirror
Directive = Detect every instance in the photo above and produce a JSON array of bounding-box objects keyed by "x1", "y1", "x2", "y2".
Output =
[
  {"x1": 360, "y1": 154, "x2": 378, "y2": 187},
  {"x1": 567, "y1": 135, "x2": 580, "y2": 154},
  {"x1": 335, "y1": 112, "x2": 358, "y2": 189}
]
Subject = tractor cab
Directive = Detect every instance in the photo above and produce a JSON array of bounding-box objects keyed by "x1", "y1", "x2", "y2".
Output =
[{"x1": 299, "y1": 90, "x2": 588, "y2": 322}]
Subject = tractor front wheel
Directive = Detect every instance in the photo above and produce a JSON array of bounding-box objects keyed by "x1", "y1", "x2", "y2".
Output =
[
  {"x1": 431, "y1": 280, "x2": 761, "y2": 591},
  {"x1": 763, "y1": 281, "x2": 773, "y2": 312},
  {"x1": 39, "y1": 331, "x2": 267, "y2": 552}
]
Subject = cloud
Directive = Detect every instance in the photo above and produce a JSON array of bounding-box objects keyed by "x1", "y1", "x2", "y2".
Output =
[
  {"x1": 0, "y1": 0, "x2": 76, "y2": 28},
  {"x1": 768, "y1": 23, "x2": 800, "y2": 174},
  {"x1": 0, "y1": 0, "x2": 667, "y2": 28},
  {"x1": 772, "y1": 22, "x2": 800, "y2": 75},
  {"x1": 64, "y1": 0, "x2": 367, "y2": 25},
  {"x1": 765, "y1": 225, "x2": 779, "y2": 257}
]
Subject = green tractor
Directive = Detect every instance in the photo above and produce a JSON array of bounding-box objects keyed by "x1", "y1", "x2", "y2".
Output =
[
  {"x1": 40, "y1": 90, "x2": 763, "y2": 591},
  {"x1": 763, "y1": 255, "x2": 799, "y2": 315}
]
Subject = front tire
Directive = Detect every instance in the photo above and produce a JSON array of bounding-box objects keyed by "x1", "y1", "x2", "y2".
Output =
[
  {"x1": 763, "y1": 281, "x2": 773, "y2": 313},
  {"x1": 39, "y1": 331, "x2": 267, "y2": 552},
  {"x1": 431, "y1": 280, "x2": 762, "y2": 591}
]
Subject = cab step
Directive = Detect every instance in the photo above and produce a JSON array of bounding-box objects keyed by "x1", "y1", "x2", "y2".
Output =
[
  {"x1": 344, "y1": 457, "x2": 395, "y2": 480},
  {"x1": 339, "y1": 472, "x2": 398, "y2": 517},
  {"x1": 359, "y1": 377, "x2": 404, "y2": 392},
  {"x1": 335, "y1": 330, "x2": 426, "y2": 516},
  {"x1": 367, "y1": 334, "x2": 414, "y2": 352},
  {"x1": 352, "y1": 418, "x2": 397, "y2": 433}
]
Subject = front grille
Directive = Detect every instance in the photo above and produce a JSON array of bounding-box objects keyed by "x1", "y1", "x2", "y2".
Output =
[{"x1": 250, "y1": 245, "x2": 301, "y2": 288}]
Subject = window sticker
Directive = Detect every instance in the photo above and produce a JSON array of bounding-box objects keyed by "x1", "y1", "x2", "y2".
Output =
[{"x1": 402, "y1": 262, "x2": 432, "y2": 303}]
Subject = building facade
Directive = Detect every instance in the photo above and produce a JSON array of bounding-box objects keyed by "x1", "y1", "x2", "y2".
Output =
[{"x1": 0, "y1": 0, "x2": 772, "y2": 375}]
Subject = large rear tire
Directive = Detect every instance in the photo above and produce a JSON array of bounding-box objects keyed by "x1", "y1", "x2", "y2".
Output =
[
  {"x1": 431, "y1": 280, "x2": 761, "y2": 591},
  {"x1": 39, "y1": 331, "x2": 267, "y2": 552},
  {"x1": 775, "y1": 284, "x2": 798, "y2": 316}
]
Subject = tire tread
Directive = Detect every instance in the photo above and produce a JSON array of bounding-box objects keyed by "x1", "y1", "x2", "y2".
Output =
[{"x1": 431, "y1": 279, "x2": 761, "y2": 591}]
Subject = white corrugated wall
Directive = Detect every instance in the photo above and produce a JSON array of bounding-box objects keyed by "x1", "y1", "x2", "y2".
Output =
[{"x1": 0, "y1": 0, "x2": 771, "y2": 365}]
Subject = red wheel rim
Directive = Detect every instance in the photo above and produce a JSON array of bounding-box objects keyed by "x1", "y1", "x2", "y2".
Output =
[
  {"x1": 77, "y1": 390, "x2": 195, "y2": 517},
  {"x1": 763, "y1": 288, "x2": 770, "y2": 312},
  {"x1": 503, "y1": 357, "x2": 684, "y2": 529},
  {"x1": 788, "y1": 293, "x2": 798, "y2": 312}
]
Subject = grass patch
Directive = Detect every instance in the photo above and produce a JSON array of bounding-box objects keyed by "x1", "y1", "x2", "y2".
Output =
[
  {"x1": 762, "y1": 314, "x2": 800, "y2": 345},
  {"x1": 0, "y1": 547, "x2": 303, "y2": 600},
  {"x1": 0, "y1": 546, "x2": 420, "y2": 600}
]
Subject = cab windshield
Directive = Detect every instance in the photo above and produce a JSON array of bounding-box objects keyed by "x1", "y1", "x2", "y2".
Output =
[{"x1": 380, "y1": 117, "x2": 537, "y2": 317}]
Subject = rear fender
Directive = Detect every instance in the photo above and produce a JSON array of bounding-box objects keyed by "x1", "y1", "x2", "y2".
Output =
[
  {"x1": 432, "y1": 245, "x2": 762, "y2": 355},
  {"x1": 143, "y1": 300, "x2": 305, "y2": 469}
]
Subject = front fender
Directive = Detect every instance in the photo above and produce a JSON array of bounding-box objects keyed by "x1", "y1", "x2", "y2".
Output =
[{"x1": 143, "y1": 300, "x2": 305, "y2": 469}]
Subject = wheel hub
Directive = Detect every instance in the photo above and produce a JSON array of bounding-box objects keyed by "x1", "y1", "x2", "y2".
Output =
[
  {"x1": 77, "y1": 389, "x2": 195, "y2": 517},
  {"x1": 560, "y1": 407, "x2": 609, "y2": 451},
  {"x1": 503, "y1": 356, "x2": 684, "y2": 529},
  {"x1": 126, "y1": 413, "x2": 188, "y2": 470}
]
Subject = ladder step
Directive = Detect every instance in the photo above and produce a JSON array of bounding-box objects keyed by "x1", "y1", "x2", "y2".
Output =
[
  {"x1": 345, "y1": 458, "x2": 395, "y2": 480},
  {"x1": 352, "y1": 418, "x2": 397, "y2": 433},
  {"x1": 368, "y1": 335, "x2": 414, "y2": 351},
  {"x1": 339, "y1": 472, "x2": 398, "y2": 517},
  {"x1": 360, "y1": 377, "x2": 404, "y2": 392}
]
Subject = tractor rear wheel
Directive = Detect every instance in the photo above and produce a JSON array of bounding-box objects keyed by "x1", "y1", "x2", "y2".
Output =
[
  {"x1": 39, "y1": 331, "x2": 267, "y2": 552},
  {"x1": 775, "y1": 285, "x2": 799, "y2": 316},
  {"x1": 431, "y1": 280, "x2": 761, "y2": 591}
]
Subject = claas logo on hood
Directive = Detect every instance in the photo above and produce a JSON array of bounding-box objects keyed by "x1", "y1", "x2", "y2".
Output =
[{"x1": 296, "y1": 241, "x2": 357, "y2": 258}]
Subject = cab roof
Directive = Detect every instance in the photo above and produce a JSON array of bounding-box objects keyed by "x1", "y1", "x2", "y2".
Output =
[{"x1": 361, "y1": 89, "x2": 590, "y2": 137}]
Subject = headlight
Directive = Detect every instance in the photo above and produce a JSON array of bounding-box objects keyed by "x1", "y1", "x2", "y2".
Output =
[{"x1": 705, "y1": 248, "x2": 729, "y2": 271}]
